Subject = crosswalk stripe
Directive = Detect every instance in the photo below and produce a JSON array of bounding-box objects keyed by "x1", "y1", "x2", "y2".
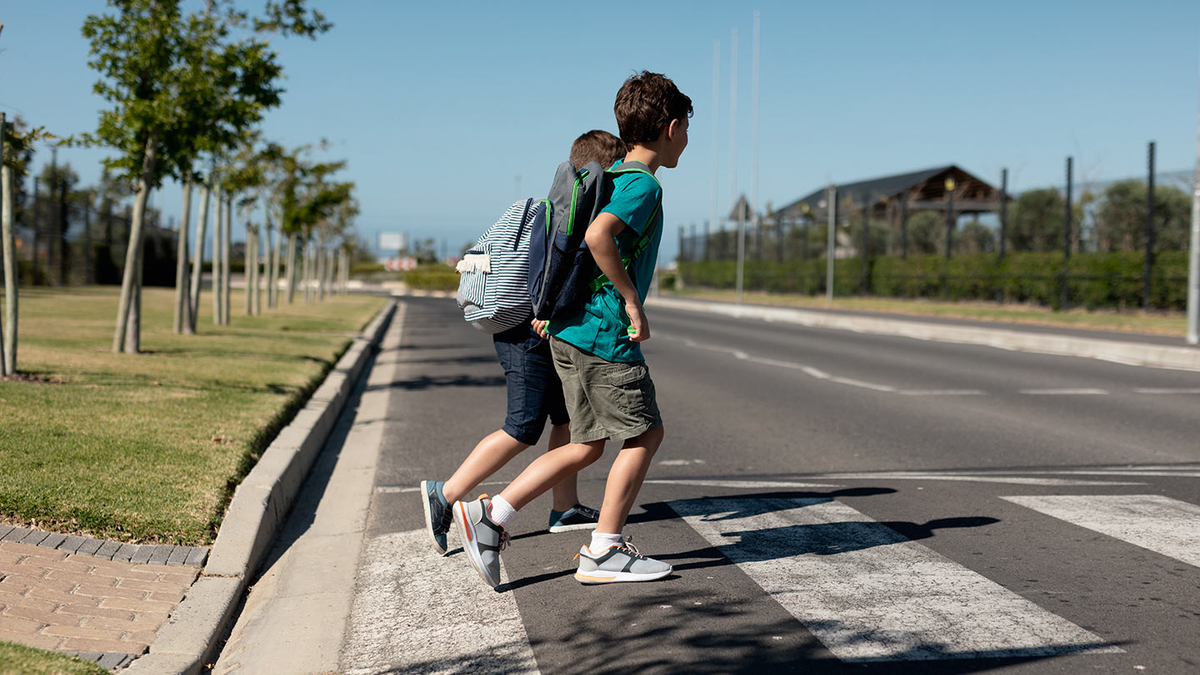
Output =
[
  {"x1": 1001, "y1": 494, "x2": 1200, "y2": 568},
  {"x1": 670, "y1": 496, "x2": 1120, "y2": 662},
  {"x1": 342, "y1": 530, "x2": 540, "y2": 675}
]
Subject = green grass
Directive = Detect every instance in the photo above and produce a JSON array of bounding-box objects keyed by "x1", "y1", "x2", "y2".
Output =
[
  {"x1": 0, "y1": 286, "x2": 386, "y2": 546},
  {"x1": 0, "y1": 642, "x2": 108, "y2": 675},
  {"x1": 667, "y1": 288, "x2": 1188, "y2": 337}
]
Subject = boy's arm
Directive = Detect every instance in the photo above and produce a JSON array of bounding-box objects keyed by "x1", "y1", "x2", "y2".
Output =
[{"x1": 584, "y1": 212, "x2": 650, "y2": 342}]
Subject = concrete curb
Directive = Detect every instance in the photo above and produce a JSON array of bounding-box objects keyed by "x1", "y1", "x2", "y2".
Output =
[
  {"x1": 123, "y1": 299, "x2": 398, "y2": 675},
  {"x1": 647, "y1": 296, "x2": 1200, "y2": 372}
]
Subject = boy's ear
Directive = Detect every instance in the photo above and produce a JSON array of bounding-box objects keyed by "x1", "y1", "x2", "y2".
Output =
[{"x1": 666, "y1": 119, "x2": 680, "y2": 141}]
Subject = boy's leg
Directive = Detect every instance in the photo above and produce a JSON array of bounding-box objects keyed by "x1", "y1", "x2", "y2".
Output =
[
  {"x1": 498, "y1": 439, "x2": 605, "y2": 511},
  {"x1": 596, "y1": 424, "x2": 664, "y2": 534},
  {"x1": 545, "y1": 423, "x2": 579, "y2": 511},
  {"x1": 441, "y1": 430, "x2": 530, "y2": 504}
]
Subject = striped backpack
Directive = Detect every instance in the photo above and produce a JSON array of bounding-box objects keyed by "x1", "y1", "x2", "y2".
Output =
[{"x1": 455, "y1": 199, "x2": 538, "y2": 333}]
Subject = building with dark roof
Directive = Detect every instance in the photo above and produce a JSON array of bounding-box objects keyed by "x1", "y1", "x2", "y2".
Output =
[{"x1": 775, "y1": 165, "x2": 1004, "y2": 222}]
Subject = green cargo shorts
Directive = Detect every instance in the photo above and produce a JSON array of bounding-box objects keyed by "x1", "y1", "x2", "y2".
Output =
[{"x1": 550, "y1": 338, "x2": 662, "y2": 444}]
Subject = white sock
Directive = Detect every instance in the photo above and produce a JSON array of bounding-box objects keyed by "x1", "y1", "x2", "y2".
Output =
[
  {"x1": 589, "y1": 531, "x2": 622, "y2": 553},
  {"x1": 488, "y1": 494, "x2": 517, "y2": 529}
]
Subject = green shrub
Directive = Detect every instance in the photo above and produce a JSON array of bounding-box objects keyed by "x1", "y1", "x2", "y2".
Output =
[
  {"x1": 678, "y1": 251, "x2": 1190, "y2": 311},
  {"x1": 403, "y1": 264, "x2": 458, "y2": 291}
]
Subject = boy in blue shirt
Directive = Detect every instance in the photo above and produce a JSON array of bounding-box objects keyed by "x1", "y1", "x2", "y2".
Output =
[{"x1": 455, "y1": 71, "x2": 691, "y2": 586}]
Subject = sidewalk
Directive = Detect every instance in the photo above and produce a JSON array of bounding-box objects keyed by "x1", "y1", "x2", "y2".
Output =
[{"x1": 0, "y1": 536, "x2": 203, "y2": 669}]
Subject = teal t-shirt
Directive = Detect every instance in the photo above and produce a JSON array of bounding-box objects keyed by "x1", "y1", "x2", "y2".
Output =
[{"x1": 548, "y1": 163, "x2": 663, "y2": 363}]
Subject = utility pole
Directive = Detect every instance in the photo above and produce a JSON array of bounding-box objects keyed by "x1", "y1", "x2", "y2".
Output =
[
  {"x1": 826, "y1": 185, "x2": 836, "y2": 301},
  {"x1": 709, "y1": 40, "x2": 719, "y2": 267},
  {"x1": 1144, "y1": 141, "x2": 1156, "y2": 309},
  {"x1": 1188, "y1": 52, "x2": 1200, "y2": 345},
  {"x1": 731, "y1": 28, "x2": 743, "y2": 302},
  {"x1": 749, "y1": 11, "x2": 760, "y2": 295}
]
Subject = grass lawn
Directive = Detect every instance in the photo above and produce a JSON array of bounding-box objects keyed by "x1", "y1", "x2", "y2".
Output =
[
  {"x1": 0, "y1": 286, "x2": 386, "y2": 546},
  {"x1": 667, "y1": 288, "x2": 1188, "y2": 337},
  {"x1": 0, "y1": 641, "x2": 108, "y2": 675}
]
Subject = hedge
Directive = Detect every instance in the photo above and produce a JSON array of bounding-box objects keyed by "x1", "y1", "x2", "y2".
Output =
[{"x1": 679, "y1": 251, "x2": 1190, "y2": 311}]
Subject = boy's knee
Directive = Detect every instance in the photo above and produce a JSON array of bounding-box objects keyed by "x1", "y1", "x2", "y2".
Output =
[
  {"x1": 627, "y1": 424, "x2": 664, "y2": 453},
  {"x1": 570, "y1": 441, "x2": 605, "y2": 467}
]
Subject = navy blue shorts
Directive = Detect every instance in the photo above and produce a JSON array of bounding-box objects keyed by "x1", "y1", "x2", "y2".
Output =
[{"x1": 493, "y1": 323, "x2": 569, "y2": 446}]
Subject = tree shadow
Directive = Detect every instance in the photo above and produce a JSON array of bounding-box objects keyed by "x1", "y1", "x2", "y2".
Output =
[{"x1": 367, "y1": 374, "x2": 506, "y2": 391}]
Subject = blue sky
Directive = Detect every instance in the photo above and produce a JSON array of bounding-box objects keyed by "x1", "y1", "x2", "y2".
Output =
[{"x1": 2, "y1": 0, "x2": 1199, "y2": 263}]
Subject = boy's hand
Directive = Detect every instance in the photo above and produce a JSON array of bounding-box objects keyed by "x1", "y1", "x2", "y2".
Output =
[
  {"x1": 532, "y1": 319, "x2": 549, "y2": 339},
  {"x1": 625, "y1": 301, "x2": 650, "y2": 342}
]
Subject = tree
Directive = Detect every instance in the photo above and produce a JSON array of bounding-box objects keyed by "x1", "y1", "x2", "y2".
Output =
[
  {"x1": 1, "y1": 116, "x2": 52, "y2": 377},
  {"x1": 955, "y1": 218, "x2": 996, "y2": 255},
  {"x1": 82, "y1": 0, "x2": 329, "y2": 353},
  {"x1": 1093, "y1": 180, "x2": 1192, "y2": 253}
]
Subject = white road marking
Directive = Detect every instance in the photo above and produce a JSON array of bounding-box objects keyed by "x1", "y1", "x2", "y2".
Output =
[
  {"x1": 645, "y1": 479, "x2": 837, "y2": 489},
  {"x1": 1013, "y1": 470, "x2": 1200, "y2": 478},
  {"x1": 376, "y1": 480, "x2": 509, "y2": 495},
  {"x1": 658, "y1": 459, "x2": 707, "y2": 466},
  {"x1": 670, "y1": 496, "x2": 1119, "y2": 662},
  {"x1": 1001, "y1": 495, "x2": 1200, "y2": 568},
  {"x1": 898, "y1": 389, "x2": 987, "y2": 396},
  {"x1": 1019, "y1": 388, "x2": 1109, "y2": 395},
  {"x1": 1133, "y1": 387, "x2": 1200, "y2": 394},
  {"x1": 342, "y1": 529, "x2": 540, "y2": 675},
  {"x1": 816, "y1": 472, "x2": 1143, "y2": 486},
  {"x1": 829, "y1": 376, "x2": 896, "y2": 392}
]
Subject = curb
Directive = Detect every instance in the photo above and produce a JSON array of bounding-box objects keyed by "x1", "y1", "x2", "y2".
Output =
[
  {"x1": 647, "y1": 297, "x2": 1200, "y2": 373},
  {"x1": 123, "y1": 299, "x2": 398, "y2": 675}
]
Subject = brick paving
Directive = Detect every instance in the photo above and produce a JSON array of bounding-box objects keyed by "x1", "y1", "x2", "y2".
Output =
[{"x1": 0, "y1": 539, "x2": 202, "y2": 664}]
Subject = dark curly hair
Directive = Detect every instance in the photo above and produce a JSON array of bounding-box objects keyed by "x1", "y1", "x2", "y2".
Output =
[{"x1": 613, "y1": 71, "x2": 693, "y2": 146}]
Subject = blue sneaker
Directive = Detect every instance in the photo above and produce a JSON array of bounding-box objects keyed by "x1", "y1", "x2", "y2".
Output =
[
  {"x1": 420, "y1": 480, "x2": 453, "y2": 556},
  {"x1": 548, "y1": 504, "x2": 601, "y2": 533}
]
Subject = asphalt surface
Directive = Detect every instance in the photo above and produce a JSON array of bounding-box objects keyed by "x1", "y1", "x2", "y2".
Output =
[{"x1": 227, "y1": 296, "x2": 1200, "y2": 675}]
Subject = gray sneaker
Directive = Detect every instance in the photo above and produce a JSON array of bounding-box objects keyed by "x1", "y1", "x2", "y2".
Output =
[
  {"x1": 420, "y1": 480, "x2": 453, "y2": 556},
  {"x1": 453, "y1": 495, "x2": 509, "y2": 588},
  {"x1": 574, "y1": 536, "x2": 672, "y2": 584}
]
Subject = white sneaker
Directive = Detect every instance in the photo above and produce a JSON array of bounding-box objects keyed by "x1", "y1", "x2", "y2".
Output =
[{"x1": 574, "y1": 536, "x2": 672, "y2": 584}]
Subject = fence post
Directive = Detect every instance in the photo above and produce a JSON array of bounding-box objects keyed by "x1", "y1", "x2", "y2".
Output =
[
  {"x1": 1144, "y1": 141, "x2": 1156, "y2": 309},
  {"x1": 826, "y1": 185, "x2": 836, "y2": 301},
  {"x1": 1063, "y1": 156, "x2": 1073, "y2": 310}
]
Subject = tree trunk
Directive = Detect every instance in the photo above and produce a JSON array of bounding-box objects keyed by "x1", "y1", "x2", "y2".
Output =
[
  {"x1": 222, "y1": 196, "x2": 232, "y2": 324},
  {"x1": 124, "y1": 240, "x2": 143, "y2": 353},
  {"x1": 2, "y1": 164, "x2": 17, "y2": 376},
  {"x1": 267, "y1": 216, "x2": 278, "y2": 309},
  {"x1": 244, "y1": 219, "x2": 253, "y2": 316},
  {"x1": 212, "y1": 184, "x2": 223, "y2": 326},
  {"x1": 58, "y1": 179, "x2": 68, "y2": 286},
  {"x1": 251, "y1": 224, "x2": 261, "y2": 315},
  {"x1": 83, "y1": 194, "x2": 94, "y2": 285},
  {"x1": 112, "y1": 133, "x2": 159, "y2": 354},
  {"x1": 187, "y1": 183, "x2": 210, "y2": 334},
  {"x1": 173, "y1": 181, "x2": 192, "y2": 333},
  {"x1": 316, "y1": 238, "x2": 326, "y2": 302},
  {"x1": 285, "y1": 232, "x2": 297, "y2": 304}
]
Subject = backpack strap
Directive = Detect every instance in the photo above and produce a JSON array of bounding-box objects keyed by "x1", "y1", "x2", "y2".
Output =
[
  {"x1": 590, "y1": 163, "x2": 663, "y2": 292},
  {"x1": 510, "y1": 198, "x2": 535, "y2": 250}
]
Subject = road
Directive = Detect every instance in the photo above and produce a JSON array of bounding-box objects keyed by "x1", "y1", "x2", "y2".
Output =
[{"x1": 213, "y1": 296, "x2": 1200, "y2": 675}]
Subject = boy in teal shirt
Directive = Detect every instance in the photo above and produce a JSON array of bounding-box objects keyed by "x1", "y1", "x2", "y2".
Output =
[{"x1": 454, "y1": 71, "x2": 692, "y2": 586}]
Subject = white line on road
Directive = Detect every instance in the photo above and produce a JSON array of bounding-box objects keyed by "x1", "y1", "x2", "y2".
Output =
[
  {"x1": 342, "y1": 529, "x2": 540, "y2": 675},
  {"x1": 829, "y1": 376, "x2": 896, "y2": 392},
  {"x1": 644, "y1": 479, "x2": 838, "y2": 489},
  {"x1": 898, "y1": 389, "x2": 987, "y2": 396},
  {"x1": 1133, "y1": 388, "x2": 1200, "y2": 394},
  {"x1": 670, "y1": 496, "x2": 1119, "y2": 662},
  {"x1": 815, "y1": 473, "x2": 1144, "y2": 486},
  {"x1": 1001, "y1": 495, "x2": 1200, "y2": 568},
  {"x1": 1018, "y1": 388, "x2": 1109, "y2": 395}
]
